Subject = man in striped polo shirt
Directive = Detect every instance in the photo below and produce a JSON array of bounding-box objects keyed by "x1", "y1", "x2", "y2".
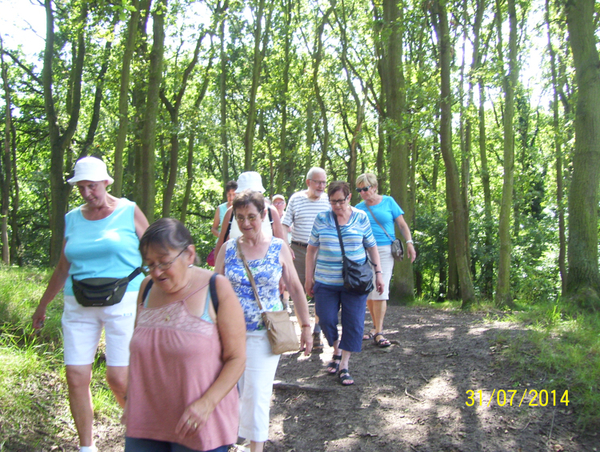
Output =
[{"x1": 282, "y1": 167, "x2": 330, "y2": 348}]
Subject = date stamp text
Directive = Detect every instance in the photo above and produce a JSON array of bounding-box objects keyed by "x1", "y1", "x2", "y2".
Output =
[{"x1": 465, "y1": 389, "x2": 569, "y2": 407}]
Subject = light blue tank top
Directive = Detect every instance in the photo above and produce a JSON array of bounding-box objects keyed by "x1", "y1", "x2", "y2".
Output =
[
  {"x1": 63, "y1": 198, "x2": 143, "y2": 295},
  {"x1": 218, "y1": 202, "x2": 228, "y2": 227}
]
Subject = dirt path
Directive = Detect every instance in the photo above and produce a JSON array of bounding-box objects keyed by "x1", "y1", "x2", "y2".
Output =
[
  {"x1": 268, "y1": 305, "x2": 597, "y2": 452},
  {"x1": 77, "y1": 306, "x2": 597, "y2": 451}
]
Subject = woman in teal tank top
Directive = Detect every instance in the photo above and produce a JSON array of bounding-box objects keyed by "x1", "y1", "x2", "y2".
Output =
[{"x1": 31, "y1": 157, "x2": 149, "y2": 452}]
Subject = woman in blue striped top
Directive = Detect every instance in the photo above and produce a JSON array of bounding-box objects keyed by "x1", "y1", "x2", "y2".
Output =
[{"x1": 305, "y1": 181, "x2": 384, "y2": 386}]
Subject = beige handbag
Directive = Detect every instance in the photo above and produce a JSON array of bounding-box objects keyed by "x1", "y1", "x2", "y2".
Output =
[{"x1": 237, "y1": 239, "x2": 299, "y2": 354}]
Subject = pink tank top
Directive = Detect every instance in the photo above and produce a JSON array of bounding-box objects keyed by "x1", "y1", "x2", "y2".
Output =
[{"x1": 125, "y1": 283, "x2": 238, "y2": 450}]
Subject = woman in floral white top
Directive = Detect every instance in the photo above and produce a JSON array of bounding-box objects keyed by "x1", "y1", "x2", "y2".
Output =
[{"x1": 215, "y1": 189, "x2": 312, "y2": 452}]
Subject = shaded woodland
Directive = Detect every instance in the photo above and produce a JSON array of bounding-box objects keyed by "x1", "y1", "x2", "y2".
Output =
[{"x1": 1, "y1": 0, "x2": 599, "y2": 309}]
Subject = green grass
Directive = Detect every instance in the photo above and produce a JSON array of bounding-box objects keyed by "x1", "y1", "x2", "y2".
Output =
[
  {"x1": 488, "y1": 300, "x2": 600, "y2": 429},
  {"x1": 412, "y1": 295, "x2": 600, "y2": 429},
  {"x1": 0, "y1": 266, "x2": 122, "y2": 450}
]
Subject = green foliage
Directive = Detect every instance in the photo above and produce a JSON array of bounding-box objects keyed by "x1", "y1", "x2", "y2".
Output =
[
  {"x1": 499, "y1": 301, "x2": 600, "y2": 429},
  {"x1": 0, "y1": 267, "x2": 122, "y2": 449}
]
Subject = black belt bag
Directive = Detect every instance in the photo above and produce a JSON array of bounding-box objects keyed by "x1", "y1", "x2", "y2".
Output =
[{"x1": 72, "y1": 268, "x2": 142, "y2": 307}]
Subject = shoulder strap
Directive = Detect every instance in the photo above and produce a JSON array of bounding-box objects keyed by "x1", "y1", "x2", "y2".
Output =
[
  {"x1": 236, "y1": 238, "x2": 264, "y2": 311},
  {"x1": 365, "y1": 204, "x2": 394, "y2": 242},
  {"x1": 223, "y1": 210, "x2": 234, "y2": 242},
  {"x1": 268, "y1": 206, "x2": 273, "y2": 224},
  {"x1": 333, "y1": 214, "x2": 346, "y2": 257},
  {"x1": 141, "y1": 279, "x2": 154, "y2": 304},
  {"x1": 209, "y1": 272, "x2": 219, "y2": 312}
]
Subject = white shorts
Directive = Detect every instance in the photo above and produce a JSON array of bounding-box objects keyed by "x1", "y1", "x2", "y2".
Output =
[
  {"x1": 238, "y1": 330, "x2": 281, "y2": 442},
  {"x1": 62, "y1": 291, "x2": 138, "y2": 366},
  {"x1": 369, "y1": 245, "x2": 394, "y2": 300}
]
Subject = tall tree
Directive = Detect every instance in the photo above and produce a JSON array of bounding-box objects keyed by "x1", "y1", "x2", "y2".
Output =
[
  {"x1": 243, "y1": 0, "x2": 272, "y2": 170},
  {"x1": 139, "y1": 0, "x2": 167, "y2": 221},
  {"x1": 494, "y1": 0, "x2": 518, "y2": 307},
  {"x1": 1, "y1": 37, "x2": 13, "y2": 264},
  {"x1": 381, "y1": 0, "x2": 415, "y2": 303},
  {"x1": 160, "y1": 31, "x2": 210, "y2": 217},
  {"x1": 113, "y1": 0, "x2": 141, "y2": 197},
  {"x1": 565, "y1": 0, "x2": 600, "y2": 309},
  {"x1": 431, "y1": 0, "x2": 475, "y2": 307},
  {"x1": 43, "y1": 0, "x2": 86, "y2": 265}
]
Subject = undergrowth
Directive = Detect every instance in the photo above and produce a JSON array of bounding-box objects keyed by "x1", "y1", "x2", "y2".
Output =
[
  {"x1": 496, "y1": 300, "x2": 600, "y2": 430},
  {"x1": 412, "y1": 295, "x2": 600, "y2": 429},
  {"x1": 0, "y1": 266, "x2": 122, "y2": 450}
]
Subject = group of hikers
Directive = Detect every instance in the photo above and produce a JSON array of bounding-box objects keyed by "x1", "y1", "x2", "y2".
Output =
[{"x1": 31, "y1": 157, "x2": 416, "y2": 452}]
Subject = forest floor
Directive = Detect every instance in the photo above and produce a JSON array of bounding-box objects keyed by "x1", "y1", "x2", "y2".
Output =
[{"x1": 17, "y1": 305, "x2": 598, "y2": 452}]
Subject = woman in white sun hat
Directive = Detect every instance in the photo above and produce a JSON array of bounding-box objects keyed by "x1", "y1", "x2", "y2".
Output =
[
  {"x1": 214, "y1": 172, "x2": 285, "y2": 258},
  {"x1": 32, "y1": 156, "x2": 149, "y2": 452}
]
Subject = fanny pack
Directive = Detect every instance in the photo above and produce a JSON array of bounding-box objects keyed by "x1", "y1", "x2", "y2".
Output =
[{"x1": 72, "y1": 268, "x2": 142, "y2": 307}]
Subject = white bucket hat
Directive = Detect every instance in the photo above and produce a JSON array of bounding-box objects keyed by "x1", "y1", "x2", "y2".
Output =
[
  {"x1": 67, "y1": 157, "x2": 114, "y2": 185},
  {"x1": 235, "y1": 171, "x2": 265, "y2": 193}
]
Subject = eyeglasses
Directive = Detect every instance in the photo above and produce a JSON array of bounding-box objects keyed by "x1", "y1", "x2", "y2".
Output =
[
  {"x1": 330, "y1": 196, "x2": 349, "y2": 206},
  {"x1": 143, "y1": 247, "x2": 187, "y2": 273},
  {"x1": 310, "y1": 179, "x2": 327, "y2": 186},
  {"x1": 235, "y1": 213, "x2": 262, "y2": 223},
  {"x1": 356, "y1": 186, "x2": 371, "y2": 193}
]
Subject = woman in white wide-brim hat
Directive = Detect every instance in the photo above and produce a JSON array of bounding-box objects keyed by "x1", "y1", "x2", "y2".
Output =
[
  {"x1": 214, "y1": 172, "x2": 286, "y2": 258},
  {"x1": 32, "y1": 156, "x2": 149, "y2": 452}
]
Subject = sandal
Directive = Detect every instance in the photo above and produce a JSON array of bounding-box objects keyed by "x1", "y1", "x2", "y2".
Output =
[
  {"x1": 362, "y1": 332, "x2": 374, "y2": 341},
  {"x1": 338, "y1": 368, "x2": 354, "y2": 386},
  {"x1": 327, "y1": 354, "x2": 342, "y2": 374},
  {"x1": 374, "y1": 332, "x2": 391, "y2": 348}
]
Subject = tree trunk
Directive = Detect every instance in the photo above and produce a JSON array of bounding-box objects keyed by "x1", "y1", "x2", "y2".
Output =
[
  {"x1": 219, "y1": 3, "x2": 230, "y2": 187},
  {"x1": 43, "y1": 0, "x2": 85, "y2": 265},
  {"x1": 545, "y1": 0, "x2": 567, "y2": 295},
  {"x1": 275, "y1": 0, "x2": 293, "y2": 195},
  {"x1": 565, "y1": 0, "x2": 600, "y2": 309},
  {"x1": 113, "y1": 0, "x2": 140, "y2": 197},
  {"x1": 1, "y1": 37, "x2": 12, "y2": 264},
  {"x1": 139, "y1": 0, "x2": 167, "y2": 222},
  {"x1": 381, "y1": 0, "x2": 415, "y2": 304},
  {"x1": 244, "y1": 0, "x2": 269, "y2": 170},
  {"x1": 313, "y1": 7, "x2": 334, "y2": 168},
  {"x1": 160, "y1": 33, "x2": 206, "y2": 217},
  {"x1": 431, "y1": 0, "x2": 475, "y2": 307},
  {"x1": 495, "y1": 0, "x2": 518, "y2": 307}
]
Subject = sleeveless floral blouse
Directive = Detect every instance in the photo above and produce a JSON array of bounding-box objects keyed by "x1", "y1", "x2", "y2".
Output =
[{"x1": 224, "y1": 237, "x2": 284, "y2": 331}]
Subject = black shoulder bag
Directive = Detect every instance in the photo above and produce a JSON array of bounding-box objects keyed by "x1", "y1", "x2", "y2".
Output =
[
  {"x1": 72, "y1": 267, "x2": 142, "y2": 307},
  {"x1": 333, "y1": 214, "x2": 374, "y2": 295}
]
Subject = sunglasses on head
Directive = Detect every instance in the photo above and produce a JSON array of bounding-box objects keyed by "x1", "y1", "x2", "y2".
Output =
[{"x1": 356, "y1": 186, "x2": 370, "y2": 193}]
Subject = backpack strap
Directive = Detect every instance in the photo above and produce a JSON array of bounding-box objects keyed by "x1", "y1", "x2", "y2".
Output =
[
  {"x1": 223, "y1": 210, "x2": 234, "y2": 242},
  {"x1": 209, "y1": 272, "x2": 219, "y2": 312},
  {"x1": 141, "y1": 279, "x2": 154, "y2": 305},
  {"x1": 141, "y1": 275, "x2": 219, "y2": 312}
]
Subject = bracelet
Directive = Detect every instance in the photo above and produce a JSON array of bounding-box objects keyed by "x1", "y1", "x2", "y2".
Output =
[
  {"x1": 301, "y1": 324, "x2": 311, "y2": 328},
  {"x1": 406, "y1": 240, "x2": 413, "y2": 244},
  {"x1": 375, "y1": 271, "x2": 382, "y2": 274}
]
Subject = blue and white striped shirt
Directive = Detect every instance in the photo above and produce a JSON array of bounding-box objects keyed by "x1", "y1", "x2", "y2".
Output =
[{"x1": 308, "y1": 208, "x2": 376, "y2": 286}]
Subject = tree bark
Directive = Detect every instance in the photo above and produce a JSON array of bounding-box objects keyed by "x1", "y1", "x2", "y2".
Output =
[
  {"x1": 1, "y1": 37, "x2": 12, "y2": 264},
  {"x1": 139, "y1": 0, "x2": 167, "y2": 222},
  {"x1": 495, "y1": 0, "x2": 518, "y2": 307},
  {"x1": 43, "y1": 0, "x2": 86, "y2": 265},
  {"x1": 113, "y1": 0, "x2": 140, "y2": 197},
  {"x1": 431, "y1": 0, "x2": 475, "y2": 307},
  {"x1": 381, "y1": 0, "x2": 415, "y2": 303},
  {"x1": 565, "y1": 0, "x2": 600, "y2": 309}
]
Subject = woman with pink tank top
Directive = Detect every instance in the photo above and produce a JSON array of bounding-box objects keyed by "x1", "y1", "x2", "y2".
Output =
[{"x1": 124, "y1": 218, "x2": 246, "y2": 452}]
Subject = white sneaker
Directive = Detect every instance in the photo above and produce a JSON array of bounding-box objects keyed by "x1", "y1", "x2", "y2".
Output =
[{"x1": 79, "y1": 446, "x2": 98, "y2": 452}]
